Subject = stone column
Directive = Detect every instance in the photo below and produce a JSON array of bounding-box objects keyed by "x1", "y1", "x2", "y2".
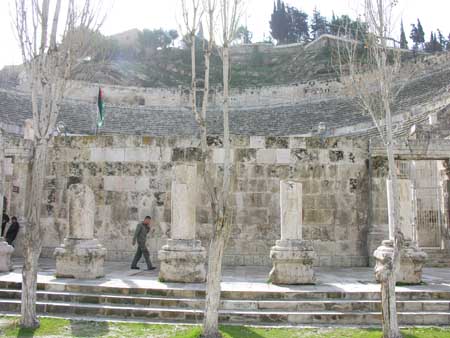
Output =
[
  {"x1": 54, "y1": 184, "x2": 106, "y2": 279},
  {"x1": 0, "y1": 129, "x2": 14, "y2": 272},
  {"x1": 158, "y1": 164, "x2": 206, "y2": 283},
  {"x1": 0, "y1": 238, "x2": 14, "y2": 272},
  {"x1": 269, "y1": 181, "x2": 316, "y2": 284},
  {"x1": 374, "y1": 179, "x2": 427, "y2": 284}
]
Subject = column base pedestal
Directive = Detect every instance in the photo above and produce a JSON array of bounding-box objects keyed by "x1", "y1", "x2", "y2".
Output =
[
  {"x1": 398, "y1": 240, "x2": 427, "y2": 284},
  {"x1": 374, "y1": 240, "x2": 427, "y2": 284},
  {"x1": 158, "y1": 239, "x2": 206, "y2": 283},
  {"x1": 54, "y1": 238, "x2": 107, "y2": 279},
  {"x1": 269, "y1": 240, "x2": 316, "y2": 285},
  {"x1": 0, "y1": 238, "x2": 14, "y2": 272}
]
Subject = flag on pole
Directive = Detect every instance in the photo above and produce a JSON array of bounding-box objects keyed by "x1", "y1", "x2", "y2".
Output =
[{"x1": 97, "y1": 87, "x2": 105, "y2": 128}]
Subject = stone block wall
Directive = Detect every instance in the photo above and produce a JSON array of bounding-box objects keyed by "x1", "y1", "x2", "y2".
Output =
[
  {"x1": 367, "y1": 156, "x2": 390, "y2": 265},
  {"x1": 59, "y1": 79, "x2": 344, "y2": 111},
  {"x1": 3, "y1": 136, "x2": 32, "y2": 223},
  {"x1": 7, "y1": 134, "x2": 370, "y2": 267}
]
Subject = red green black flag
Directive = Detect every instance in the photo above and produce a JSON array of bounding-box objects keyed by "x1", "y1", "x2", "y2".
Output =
[{"x1": 97, "y1": 87, "x2": 105, "y2": 128}]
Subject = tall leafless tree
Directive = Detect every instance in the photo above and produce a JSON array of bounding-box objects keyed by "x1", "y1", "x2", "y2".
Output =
[
  {"x1": 180, "y1": 0, "x2": 243, "y2": 336},
  {"x1": 0, "y1": 128, "x2": 5, "y2": 232},
  {"x1": 336, "y1": 0, "x2": 407, "y2": 337},
  {"x1": 202, "y1": 0, "x2": 243, "y2": 337},
  {"x1": 13, "y1": 0, "x2": 104, "y2": 328},
  {"x1": 180, "y1": 0, "x2": 203, "y2": 124}
]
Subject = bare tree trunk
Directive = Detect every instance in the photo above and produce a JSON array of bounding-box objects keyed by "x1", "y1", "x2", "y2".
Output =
[
  {"x1": 382, "y1": 100, "x2": 402, "y2": 338},
  {"x1": 337, "y1": 1, "x2": 402, "y2": 335},
  {"x1": 380, "y1": 270, "x2": 401, "y2": 338},
  {"x1": 221, "y1": 46, "x2": 231, "y2": 198},
  {"x1": 21, "y1": 246, "x2": 41, "y2": 328},
  {"x1": 13, "y1": 0, "x2": 105, "y2": 328},
  {"x1": 21, "y1": 140, "x2": 48, "y2": 328},
  {"x1": 191, "y1": 32, "x2": 198, "y2": 119},
  {"x1": 0, "y1": 129, "x2": 5, "y2": 230},
  {"x1": 203, "y1": 219, "x2": 228, "y2": 337},
  {"x1": 202, "y1": 42, "x2": 232, "y2": 338},
  {"x1": 200, "y1": 36, "x2": 212, "y2": 152}
]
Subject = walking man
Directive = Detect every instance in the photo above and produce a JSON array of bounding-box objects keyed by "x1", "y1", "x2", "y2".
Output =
[
  {"x1": 131, "y1": 216, "x2": 155, "y2": 270},
  {"x1": 5, "y1": 216, "x2": 19, "y2": 246}
]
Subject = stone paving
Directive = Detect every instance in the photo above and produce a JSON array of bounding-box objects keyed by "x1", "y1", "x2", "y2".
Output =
[{"x1": 2, "y1": 258, "x2": 450, "y2": 294}]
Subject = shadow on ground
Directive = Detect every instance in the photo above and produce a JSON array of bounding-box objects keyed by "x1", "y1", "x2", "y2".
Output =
[
  {"x1": 15, "y1": 327, "x2": 37, "y2": 337},
  {"x1": 69, "y1": 320, "x2": 109, "y2": 337},
  {"x1": 220, "y1": 326, "x2": 265, "y2": 338}
]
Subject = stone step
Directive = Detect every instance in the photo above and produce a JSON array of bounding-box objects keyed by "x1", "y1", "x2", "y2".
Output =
[
  {"x1": 1, "y1": 299, "x2": 450, "y2": 325},
  {"x1": 423, "y1": 252, "x2": 450, "y2": 267},
  {"x1": 1, "y1": 280, "x2": 450, "y2": 301},
  {"x1": 222, "y1": 299, "x2": 450, "y2": 312},
  {"x1": 0, "y1": 281, "x2": 206, "y2": 299},
  {"x1": 1, "y1": 289, "x2": 450, "y2": 313},
  {"x1": 0, "y1": 289, "x2": 205, "y2": 309}
]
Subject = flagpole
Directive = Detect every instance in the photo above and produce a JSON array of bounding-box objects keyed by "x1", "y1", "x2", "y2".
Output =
[{"x1": 95, "y1": 108, "x2": 99, "y2": 135}]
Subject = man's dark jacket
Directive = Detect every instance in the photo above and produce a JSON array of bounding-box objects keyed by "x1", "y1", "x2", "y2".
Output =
[
  {"x1": 6, "y1": 221, "x2": 19, "y2": 245},
  {"x1": 133, "y1": 222, "x2": 150, "y2": 247}
]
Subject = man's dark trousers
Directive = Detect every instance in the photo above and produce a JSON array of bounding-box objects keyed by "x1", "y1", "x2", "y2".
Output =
[{"x1": 131, "y1": 243, "x2": 152, "y2": 269}]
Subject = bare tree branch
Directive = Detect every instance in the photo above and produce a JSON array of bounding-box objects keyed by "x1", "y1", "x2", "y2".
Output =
[
  {"x1": 12, "y1": 0, "x2": 106, "y2": 328},
  {"x1": 335, "y1": 1, "x2": 405, "y2": 337}
]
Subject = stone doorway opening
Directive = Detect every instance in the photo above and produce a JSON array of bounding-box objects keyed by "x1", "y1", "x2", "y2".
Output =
[{"x1": 397, "y1": 160, "x2": 448, "y2": 249}]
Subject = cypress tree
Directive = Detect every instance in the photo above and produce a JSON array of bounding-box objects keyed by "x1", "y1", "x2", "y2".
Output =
[
  {"x1": 330, "y1": 12, "x2": 338, "y2": 35},
  {"x1": 425, "y1": 31, "x2": 434, "y2": 52},
  {"x1": 400, "y1": 20, "x2": 408, "y2": 49},
  {"x1": 434, "y1": 32, "x2": 443, "y2": 52},
  {"x1": 286, "y1": 5, "x2": 309, "y2": 43},
  {"x1": 311, "y1": 7, "x2": 328, "y2": 39},
  {"x1": 417, "y1": 19, "x2": 425, "y2": 49},
  {"x1": 437, "y1": 30, "x2": 446, "y2": 50},
  {"x1": 270, "y1": 0, "x2": 289, "y2": 44},
  {"x1": 410, "y1": 23, "x2": 419, "y2": 50}
]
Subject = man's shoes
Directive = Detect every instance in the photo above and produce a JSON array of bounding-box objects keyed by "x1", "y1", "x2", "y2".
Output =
[
  {"x1": 147, "y1": 267, "x2": 156, "y2": 271},
  {"x1": 131, "y1": 266, "x2": 140, "y2": 270}
]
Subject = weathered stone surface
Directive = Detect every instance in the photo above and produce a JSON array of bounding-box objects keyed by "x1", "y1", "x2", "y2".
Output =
[
  {"x1": 373, "y1": 240, "x2": 395, "y2": 283},
  {"x1": 374, "y1": 239, "x2": 427, "y2": 284},
  {"x1": 54, "y1": 184, "x2": 106, "y2": 279},
  {"x1": 54, "y1": 238, "x2": 107, "y2": 279},
  {"x1": 4, "y1": 134, "x2": 377, "y2": 268},
  {"x1": 397, "y1": 240, "x2": 427, "y2": 284},
  {"x1": 67, "y1": 184, "x2": 95, "y2": 240},
  {"x1": 23, "y1": 119, "x2": 34, "y2": 140},
  {"x1": 270, "y1": 181, "x2": 316, "y2": 284},
  {"x1": 269, "y1": 240, "x2": 316, "y2": 284},
  {"x1": 0, "y1": 238, "x2": 14, "y2": 272},
  {"x1": 158, "y1": 239, "x2": 206, "y2": 283},
  {"x1": 159, "y1": 165, "x2": 206, "y2": 282},
  {"x1": 280, "y1": 181, "x2": 303, "y2": 241},
  {"x1": 171, "y1": 164, "x2": 197, "y2": 240},
  {"x1": 397, "y1": 179, "x2": 414, "y2": 241}
]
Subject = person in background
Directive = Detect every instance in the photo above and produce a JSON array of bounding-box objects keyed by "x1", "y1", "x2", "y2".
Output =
[
  {"x1": 6, "y1": 216, "x2": 19, "y2": 246},
  {"x1": 1, "y1": 210, "x2": 9, "y2": 238},
  {"x1": 131, "y1": 216, "x2": 156, "y2": 270}
]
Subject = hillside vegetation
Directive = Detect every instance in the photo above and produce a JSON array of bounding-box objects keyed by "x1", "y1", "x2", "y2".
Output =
[{"x1": 69, "y1": 42, "x2": 338, "y2": 88}]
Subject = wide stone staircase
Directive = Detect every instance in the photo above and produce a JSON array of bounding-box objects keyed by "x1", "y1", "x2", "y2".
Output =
[
  {"x1": 424, "y1": 249, "x2": 450, "y2": 268},
  {"x1": 1, "y1": 279, "x2": 450, "y2": 325}
]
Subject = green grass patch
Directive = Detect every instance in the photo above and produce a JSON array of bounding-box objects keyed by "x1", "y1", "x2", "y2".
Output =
[
  {"x1": 1, "y1": 316, "x2": 450, "y2": 337},
  {"x1": 1, "y1": 317, "x2": 70, "y2": 337}
]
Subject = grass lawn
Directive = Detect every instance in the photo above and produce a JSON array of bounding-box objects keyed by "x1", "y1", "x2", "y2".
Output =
[{"x1": 1, "y1": 316, "x2": 450, "y2": 338}]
